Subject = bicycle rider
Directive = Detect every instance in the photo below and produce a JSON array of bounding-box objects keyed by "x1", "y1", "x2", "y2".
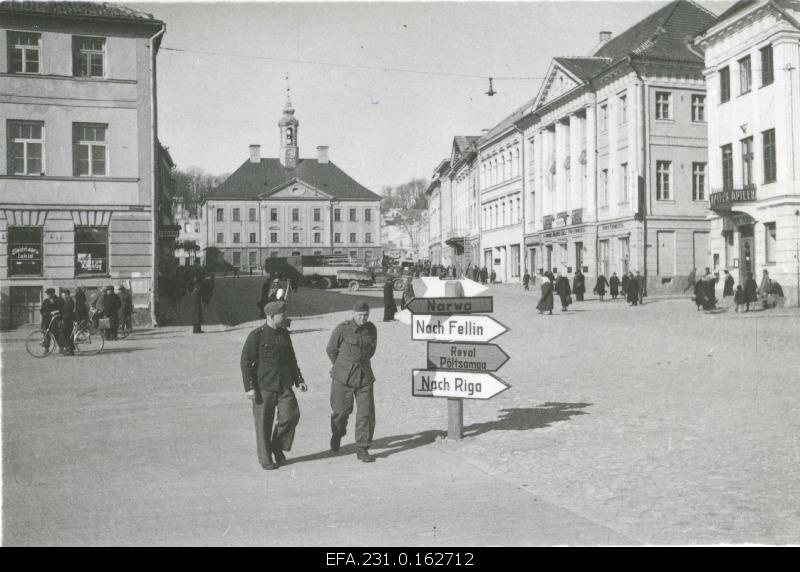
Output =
[
  {"x1": 40, "y1": 288, "x2": 63, "y2": 350},
  {"x1": 60, "y1": 289, "x2": 76, "y2": 356}
]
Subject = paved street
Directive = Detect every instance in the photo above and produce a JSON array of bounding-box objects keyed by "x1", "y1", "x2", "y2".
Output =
[{"x1": 2, "y1": 277, "x2": 800, "y2": 546}]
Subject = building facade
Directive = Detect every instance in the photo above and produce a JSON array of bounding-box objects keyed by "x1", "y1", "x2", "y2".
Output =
[
  {"x1": 0, "y1": 1, "x2": 167, "y2": 328},
  {"x1": 695, "y1": 0, "x2": 800, "y2": 306},
  {"x1": 202, "y1": 98, "x2": 382, "y2": 268}
]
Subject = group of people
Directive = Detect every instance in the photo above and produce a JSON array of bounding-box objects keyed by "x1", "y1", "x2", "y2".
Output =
[
  {"x1": 533, "y1": 269, "x2": 646, "y2": 314},
  {"x1": 694, "y1": 267, "x2": 785, "y2": 313},
  {"x1": 39, "y1": 284, "x2": 134, "y2": 354},
  {"x1": 241, "y1": 300, "x2": 379, "y2": 469}
]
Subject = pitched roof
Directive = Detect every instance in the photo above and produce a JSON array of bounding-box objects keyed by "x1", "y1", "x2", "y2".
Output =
[
  {"x1": 592, "y1": 0, "x2": 716, "y2": 65},
  {"x1": 0, "y1": 1, "x2": 161, "y2": 22},
  {"x1": 554, "y1": 57, "x2": 612, "y2": 81},
  {"x1": 207, "y1": 158, "x2": 381, "y2": 201},
  {"x1": 454, "y1": 136, "x2": 480, "y2": 154}
]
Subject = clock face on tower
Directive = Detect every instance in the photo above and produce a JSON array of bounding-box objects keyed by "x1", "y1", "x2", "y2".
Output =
[{"x1": 286, "y1": 148, "x2": 296, "y2": 160}]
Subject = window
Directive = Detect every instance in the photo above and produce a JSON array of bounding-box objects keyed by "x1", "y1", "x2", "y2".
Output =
[
  {"x1": 194, "y1": 223, "x2": 200, "y2": 233},
  {"x1": 601, "y1": 169, "x2": 609, "y2": 206},
  {"x1": 74, "y1": 227, "x2": 108, "y2": 275},
  {"x1": 8, "y1": 31, "x2": 40, "y2": 73},
  {"x1": 8, "y1": 227, "x2": 43, "y2": 276},
  {"x1": 334, "y1": 208, "x2": 341, "y2": 222},
  {"x1": 763, "y1": 128, "x2": 776, "y2": 183},
  {"x1": 721, "y1": 144, "x2": 733, "y2": 191},
  {"x1": 216, "y1": 208, "x2": 224, "y2": 222},
  {"x1": 233, "y1": 252, "x2": 241, "y2": 268},
  {"x1": 655, "y1": 92, "x2": 671, "y2": 120},
  {"x1": 600, "y1": 104, "x2": 608, "y2": 132},
  {"x1": 738, "y1": 56, "x2": 752, "y2": 95},
  {"x1": 216, "y1": 232, "x2": 224, "y2": 244},
  {"x1": 270, "y1": 208, "x2": 278, "y2": 222},
  {"x1": 73, "y1": 123, "x2": 107, "y2": 176},
  {"x1": 313, "y1": 232, "x2": 321, "y2": 243},
  {"x1": 365, "y1": 232, "x2": 372, "y2": 243},
  {"x1": 621, "y1": 163, "x2": 629, "y2": 202},
  {"x1": 741, "y1": 137, "x2": 754, "y2": 186},
  {"x1": 656, "y1": 161, "x2": 671, "y2": 200},
  {"x1": 313, "y1": 250, "x2": 323, "y2": 256},
  {"x1": 765, "y1": 222, "x2": 777, "y2": 263},
  {"x1": 511, "y1": 244, "x2": 520, "y2": 277},
  {"x1": 349, "y1": 208, "x2": 357, "y2": 222},
  {"x1": 349, "y1": 251, "x2": 358, "y2": 259},
  {"x1": 292, "y1": 208, "x2": 299, "y2": 222},
  {"x1": 233, "y1": 232, "x2": 240, "y2": 244},
  {"x1": 249, "y1": 232, "x2": 256, "y2": 244},
  {"x1": 364, "y1": 209, "x2": 372, "y2": 222},
  {"x1": 761, "y1": 45, "x2": 774, "y2": 86},
  {"x1": 619, "y1": 95, "x2": 627, "y2": 124},
  {"x1": 232, "y1": 208, "x2": 240, "y2": 222},
  {"x1": 313, "y1": 208, "x2": 321, "y2": 222},
  {"x1": 72, "y1": 36, "x2": 105, "y2": 77},
  {"x1": 349, "y1": 232, "x2": 357, "y2": 243},
  {"x1": 292, "y1": 232, "x2": 300, "y2": 244},
  {"x1": 692, "y1": 163, "x2": 706, "y2": 201},
  {"x1": 249, "y1": 251, "x2": 257, "y2": 268},
  {"x1": 720, "y1": 66, "x2": 730, "y2": 103},
  {"x1": 691, "y1": 95, "x2": 705, "y2": 122},
  {"x1": 7, "y1": 120, "x2": 43, "y2": 175},
  {"x1": 248, "y1": 208, "x2": 256, "y2": 222},
  {"x1": 334, "y1": 233, "x2": 341, "y2": 243},
  {"x1": 270, "y1": 232, "x2": 278, "y2": 243}
]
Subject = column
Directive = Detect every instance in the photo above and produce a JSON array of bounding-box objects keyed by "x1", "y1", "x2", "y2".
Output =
[
  {"x1": 555, "y1": 120, "x2": 567, "y2": 214},
  {"x1": 569, "y1": 113, "x2": 582, "y2": 214},
  {"x1": 585, "y1": 104, "x2": 597, "y2": 221}
]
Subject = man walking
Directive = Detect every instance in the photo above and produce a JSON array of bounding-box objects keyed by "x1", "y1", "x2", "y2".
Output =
[
  {"x1": 40, "y1": 288, "x2": 63, "y2": 350},
  {"x1": 60, "y1": 289, "x2": 76, "y2": 355},
  {"x1": 118, "y1": 285, "x2": 133, "y2": 335},
  {"x1": 103, "y1": 286, "x2": 120, "y2": 340},
  {"x1": 382, "y1": 279, "x2": 397, "y2": 321},
  {"x1": 327, "y1": 302, "x2": 378, "y2": 463},
  {"x1": 241, "y1": 301, "x2": 307, "y2": 470}
]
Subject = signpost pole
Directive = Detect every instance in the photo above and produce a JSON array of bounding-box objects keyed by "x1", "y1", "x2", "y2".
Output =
[{"x1": 445, "y1": 280, "x2": 465, "y2": 441}]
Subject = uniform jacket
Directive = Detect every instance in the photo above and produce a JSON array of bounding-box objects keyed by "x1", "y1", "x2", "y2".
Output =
[
  {"x1": 240, "y1": 324, "x2": 303, "y2": 393},
  {"x1": 326, "y1": 319, "x2": 378, "y2": 387}
]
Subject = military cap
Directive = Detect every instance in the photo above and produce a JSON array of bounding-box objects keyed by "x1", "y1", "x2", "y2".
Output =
[
  {"x1": 264, "y1": 301, "x2": 287, "y2": 316},
  {"x1": 45, "y1": 287, "x2": 56, "y2": 295},
  {"x1": 353, "y1": 302, "x2": 370, "y2": 313},
  {"x1": 106, "y1": 285, "x2": 115, "y2": 291}
]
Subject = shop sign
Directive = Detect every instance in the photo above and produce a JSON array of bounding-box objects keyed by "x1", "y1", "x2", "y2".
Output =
[
  {"x1": 541, "y1": 225, "x2": 588, "y2": 239},
  {"x1": 600, "y1": 222, "x2": 625, "y2": 232},
  {"x1": 709, "y1": 186, "x2": 757, "y2": 210}
]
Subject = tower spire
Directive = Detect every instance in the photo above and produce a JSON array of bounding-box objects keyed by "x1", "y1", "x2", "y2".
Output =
[{"x1": 279, "y1": 73, "x2": 299, "y2": 168}]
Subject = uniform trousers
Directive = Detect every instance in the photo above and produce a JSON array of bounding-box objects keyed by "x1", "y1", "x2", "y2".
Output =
[
  {"x1": 330, "y1": 381, "x2": 375, "y2": 450},
  {"x1": 253, "y1": 385, "x2": 300, "y2": 465}
]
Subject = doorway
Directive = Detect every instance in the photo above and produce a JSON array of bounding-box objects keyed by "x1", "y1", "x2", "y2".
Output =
[
  {"x1": 10, "y1": 286, "x2": 42, "y2": 327},
  {"x1": 739, "y1": 225, "x2": 755, "y2": 285}
]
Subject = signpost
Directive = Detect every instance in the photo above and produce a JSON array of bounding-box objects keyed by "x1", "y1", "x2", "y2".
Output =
[{"x1": 407, "y1": 278, "x2": 510, "y2": 440}]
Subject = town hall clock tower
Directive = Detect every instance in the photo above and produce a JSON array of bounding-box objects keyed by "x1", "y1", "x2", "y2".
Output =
[{"x1": 278, "y1": 94, "x2": 299, "y2": 169}]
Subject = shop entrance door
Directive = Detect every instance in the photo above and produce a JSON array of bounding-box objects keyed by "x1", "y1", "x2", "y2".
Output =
[
  {"x1": 10, "y1": 286, "x2": 42, "y2": 327},
  {"x1": 739, "y1": 225, "x2": 755, "y2": 285}
]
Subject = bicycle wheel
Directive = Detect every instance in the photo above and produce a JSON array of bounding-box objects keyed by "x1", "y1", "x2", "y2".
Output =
[
  {"x1": 26, "y1": 330, "x2": 56, "y2": 358},
  {"x1": 74, "y1": 328, "x2": 104, "y2": 355}
]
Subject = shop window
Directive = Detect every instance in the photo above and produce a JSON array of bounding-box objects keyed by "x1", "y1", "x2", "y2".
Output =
[
  {"x1": 75, "y1": 226, "x2": 108, "y2": 275},
  {"x1": 8, "y1": 227, "x2": 43, "y2": 276}
]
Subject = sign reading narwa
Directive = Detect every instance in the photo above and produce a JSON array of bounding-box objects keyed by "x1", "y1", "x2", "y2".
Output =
[
  {"x1": 406, "y1": 296, "x2": 493, "y2": 315},
  {"x1": 411, "y1": 314, "x2": 508, "y2": 343},
  {"x1": 412, "y1": 369, "x2": 510, "y2": 400},
  {"x1": 411, "y1": 277, "x2": 488, "y2": 298},
  {"x1": 427, "y1": 342, "x2": 509, "y2": 372}
]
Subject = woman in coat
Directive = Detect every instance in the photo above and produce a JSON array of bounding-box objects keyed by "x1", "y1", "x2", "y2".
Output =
[
  {"x1": 701, "y1": 275, "x2": 717, "y2": 311},
  {"x1": 536, "y1": 275, "x2": 554, "y2": 315},
  {"x1": 555, "y1": 274, "x2": 572, "y2": 311},
  {"x1": 621, "y1": 272, "x2": 630, "y2": 298},
  {"x1": 572, "y1": 270, "x2": 586, "y2": 301},
  {"x1": 383, "y1": 279, "x2": 397, "y2": 321},
  {"x1": 693, "y1": 278, "x2": 705, "y2": 311},
  {"x1": 723, "y1": 270, "x2": 734, "y2": 297},
  {"x1": 744, "y1": 272, "x2": 758, "y2": 311},
  {"x1": 626, "y1": 272, "x2": 639, "y2": 305},
  {"x1": 595, "y1": 274, "x2": 609, "y2": 301},
  {"x1": 609, "y1": 273, "x2": 620, "y2": 300}
]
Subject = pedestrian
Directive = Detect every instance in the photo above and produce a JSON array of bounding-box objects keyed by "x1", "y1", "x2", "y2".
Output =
[
  {"x1": 693, "y1": 277, "x2": 705, "y2": 311},
  {"x1": 702, "y1": 274, "x2": 717, "y2": 311},
  {"x1": 609, "y1": 272, "x2": 620, "y2": 300},
  {"x1": 241, "y1": 301, "x2": 307, "y2": 470},
  {"x1": 535, "y1": 273, "x2": 554, "y2": 315},
  {"x1": 490, "y1": 270, "x2": 496, "y2": 284},
  {"x1": 480, "y1": 266, "x2": 488, "y2": 285},
  {"x1": 401, "y1": 277, "x2": 415, "y2": 310},
  {"x1": 200, "y1": 277, "x2": 213, "y2": 307},
  {"x1": 103, "y1": 286, "x2": 120, "y2": 340},
  {"x1": 118, "y1": 285, "x2": 133, "y2": 336},
  {"x1": 60, "y1": 289, "x2": 76, "y2": 355},
  {"x1": 734, "y1": 285, "x2": 745, "y2": 312},
  {"x1": 555, "y1": 272, "x2": 572, "y2": 311},
  {"x1": 90, "y1": 287, "x2": 106, "y2": 328},
  {"x1": 621, "y1": 272, "x2": 630, "y2": 298},
  {"x1": 758, "y1": 269, "x2": 773, "y2": 308},
  {"x1": 723, "y1": 270, "x2": 734, "y2": 297},
  {"x1": 383, "y1": 279, "x2": 397, "y2": 322},
  {"x1": 522, "y1": 271, "x2": 531, "y2": 291},
  {"x1": 74, "y1": 286, "x2": 89, "y2": 324},
  {"x1": 40, "y1": 288, "x2": 63, "y2": 350},
  {"x1": 626, "y1": 272, "x2": 639, "y2": 306},
  {"x1": 744, "y1": 271, "x2": 758, "y2": 311},
  {"x1": 189, "y1": 281, "x2": 203, "y2": 333},
  {"x1": 572, "y1": 269, "x2": 586, "y2": 301},
  {"x1": 327, "y1": 302, "x2": 378, "y2": 463},
  {"x1": 635, "y1": 271, "x2": 645, "y2": 305},
  {"x1": 685, "y1": 267, "x2": 697, "y2": 293},
  {"x1": 594, "y1": 274, "x2": 609, "y2": 301}
]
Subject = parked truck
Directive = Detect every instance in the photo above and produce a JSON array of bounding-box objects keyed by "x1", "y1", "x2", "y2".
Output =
[{"x1": 264, "y1": 255, "x2": 405, "y2": 292}]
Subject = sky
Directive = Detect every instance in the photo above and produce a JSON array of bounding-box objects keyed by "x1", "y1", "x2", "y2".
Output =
[{"x1": 139, "y1": 0, "x2": 736, "y2": 191}]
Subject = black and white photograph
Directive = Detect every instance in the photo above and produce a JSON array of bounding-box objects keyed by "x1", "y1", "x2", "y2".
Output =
[{"x1": 1, "y1": 0, "x2": 799, "y2": 548}]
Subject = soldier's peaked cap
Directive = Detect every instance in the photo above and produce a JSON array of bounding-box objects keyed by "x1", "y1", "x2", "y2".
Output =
[
  {"x1": 353, "y1": 302, "x2": 370, "y2": 312},
  {"x1": 264, "y1": 301, "x2": 287, "y2": 316}
]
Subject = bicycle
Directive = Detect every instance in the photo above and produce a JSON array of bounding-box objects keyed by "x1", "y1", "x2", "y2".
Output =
[{"x1": 26, "y1": 311, "x2": 105, "y2": 358}]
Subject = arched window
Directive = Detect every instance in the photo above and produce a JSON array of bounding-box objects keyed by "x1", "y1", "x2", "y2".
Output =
[{"x1": 514, "y1": 148, "x2": 520, "y2": 177}]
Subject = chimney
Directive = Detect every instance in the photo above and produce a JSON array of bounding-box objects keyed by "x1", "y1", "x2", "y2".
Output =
[
  {"x1": 317, "y1": 145, "x2": 329, "y2": 164},
  {"x1": 599, "y1": 31, "x2": 612, "y2": 44},
  {"x1": 249, "y1": 144, "x2": 261, "y2": 163}
]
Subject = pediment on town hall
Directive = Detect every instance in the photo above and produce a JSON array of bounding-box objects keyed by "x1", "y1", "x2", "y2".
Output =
[
  {"x1": 534, "y1": 62, "x2": 582, "y2": 110},
  {"x1": 261, "y1": 178, "x2": 333, "y2": 200}
]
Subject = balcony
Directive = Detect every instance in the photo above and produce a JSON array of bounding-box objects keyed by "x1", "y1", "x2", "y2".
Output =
[
  {"x1": 444, "y1": 228, "x2": 469, "y2": 247},
  {"x1": 709, "y1": 184, "x2": 757, "y2": 211}
]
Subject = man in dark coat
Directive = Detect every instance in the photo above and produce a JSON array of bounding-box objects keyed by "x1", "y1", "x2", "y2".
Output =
[
  {"x1": 40, "y1": 288, "x2": 63, "y2": 350},
  {"x1": 118, "y1": 285, "x2": 133, "y2": 334},
  {"x1": 627, "y1": 272, "x2": 639, "y2": 305},
  {"x1": 723, "y1": 270, "x2": 735, "y2": 297},
  {"x1": 74, "y1": 286, "x2": 89, "y2": 324},
  {"x1": 401, "y1": 278, "x2": 415, "y2": 310},
  {"x1": 595, "y1": 274, "x2": 609, "y2": 301},
  {"x1": 241, "y1": 301, "x2": 307, "y2": 470},
  {"x1": 523, "y1": 271, "x2": 531, "y2": 291},
  {"x1": 383, "y1": 279, "x2": 397, "y2": 322},
  {"x1": 572, "y1": 270, "x2": 586, "y2": 301},
  {"x1": 744, "y1": 271, "x2": 758, "y2": 311},
  {"x1": 694, "y1": 278, "x2": 705, "y2": 311},
  {"x1": 189, "y1": 281, "x2": 203, "y2": 333},
  {"x1": 609, "y1": 272, "x2": 620, "y2": 299},
  {"x1": 621, "y1": 272, "x2": 630, "y2": 298},
  {"x1": 59, "y1": 289, "x2": 76, "y2": 355},
  {"x1": 702, "y1": 275, "x2": 717, "y2": 311},
  {"x1": 490, "y1": 270, "x2": 496, "y2": 284},
  {"x1": 480, "y1": 266, "x2": 488, "y2": 285},
  {"x1": 327, "y1": 302, "x2": 378, "y2": 463},
  {"x1": 90, "y1": 287, "x2": 106, "y2": 328},
  {"x1": 635, "y1": 271, "x2": 645, "y2": 305},
  {"x1": 536, "y1": 274, "x2": 554, "y2": 314},
  {"x1": 103, "y1": 286, "x2": 121, "y2": 340},
  {"x1": 555, "y1": 272, "x2": 572, "y2": 311}
]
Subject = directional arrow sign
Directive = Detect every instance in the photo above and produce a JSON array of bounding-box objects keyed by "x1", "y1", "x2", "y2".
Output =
[
  {"x1": 411, "y1": 277, "x2": 488, "y2": 298},
  {"x1": 406, "y1": 296, "x2": 493, "y2": 315},
  {"x1": 427, "y1": 342, "x2": 510, "y2": 372},
  {"x1": 411, "y1": 314, "x2": 508, "y2": 343},
  {"x1": 412, "y1": 369, "x2": 510, "y2": 400}
]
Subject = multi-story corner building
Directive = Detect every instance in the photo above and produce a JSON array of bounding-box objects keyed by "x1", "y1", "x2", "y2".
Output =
[
  {"x1": 0, "y1": 1, "x2": 167, "y2": 328},
  {"x1": 524, "y1": 0, "x2": 716, "y2": 293},
  {"x1": 447, "y1": 136, "x2": 481, "y2": 274},
  {"x1": 695, "y1": 0, "x2": 800, "y2": 306},
  {"x1": 426, "y1": 159, "x2": 449, "y2": 268},
  {"x1": 202, "y1": 97, "x2": 382, "y2": 269}
]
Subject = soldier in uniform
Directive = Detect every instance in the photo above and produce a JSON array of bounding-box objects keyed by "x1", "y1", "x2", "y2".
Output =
[
  {"x1": 327, "y1": 302, "x2": 378, "y2": 463},
  {"x1": 240, "y1": 301, "x2": 307, "y2": 470}
]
